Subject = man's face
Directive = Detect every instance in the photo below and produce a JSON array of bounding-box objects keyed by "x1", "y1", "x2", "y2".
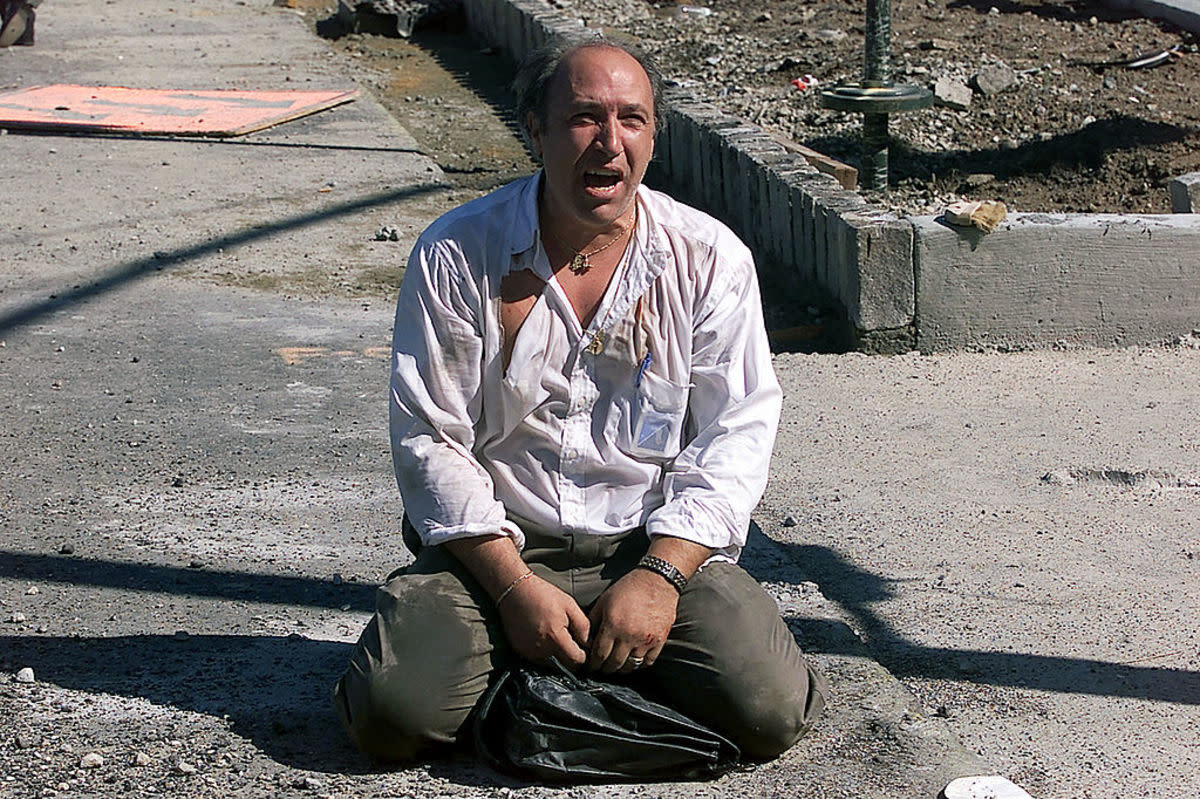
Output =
[{"x1": 529, "y1": 46, "x2": 656, "y2": 235}]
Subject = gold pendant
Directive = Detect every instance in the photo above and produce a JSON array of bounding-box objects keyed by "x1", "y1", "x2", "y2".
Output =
[
  {"x1": 586, "y1": 330, "x2": 606, "y2": 355},
  {"x1": 570, "y1": 253, "x2": 590, "y2": 274}
]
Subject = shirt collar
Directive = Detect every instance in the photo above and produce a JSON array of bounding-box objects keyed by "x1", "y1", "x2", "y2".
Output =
[{"x1": 505, "y1": 171, "x2": 543, "y2": 262}]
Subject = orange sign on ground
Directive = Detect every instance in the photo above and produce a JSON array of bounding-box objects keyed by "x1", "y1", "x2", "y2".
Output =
[{"x1": 0, "y1": 84, "x2": 359, "y2": 136}]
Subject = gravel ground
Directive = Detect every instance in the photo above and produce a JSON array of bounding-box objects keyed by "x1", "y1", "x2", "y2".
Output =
[{"x1": 566, "y1": 0, "x2": 1200, "y2": 216}]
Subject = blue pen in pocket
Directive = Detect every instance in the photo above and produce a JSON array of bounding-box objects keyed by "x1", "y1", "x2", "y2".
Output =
[{"x1": 635, "y1": 350, "x2": 652, "y2": 387}]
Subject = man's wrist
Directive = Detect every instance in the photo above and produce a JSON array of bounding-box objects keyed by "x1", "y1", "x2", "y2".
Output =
[{"x1": 635, "y1": 554, "x2": 688, "y2": 595}]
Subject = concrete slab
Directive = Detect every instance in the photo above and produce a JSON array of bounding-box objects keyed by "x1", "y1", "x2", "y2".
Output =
[
  {"x1": 1169, "y1": 171, "x2": 1200, "y2": 212},
  {"x1": 914, "y1": 213, "x2": 1200, "y2": 351}
]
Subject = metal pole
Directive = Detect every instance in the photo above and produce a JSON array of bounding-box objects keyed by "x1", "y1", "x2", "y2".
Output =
[{"x1": 861, "y1": 0, "x2": 892, "y2": 189}]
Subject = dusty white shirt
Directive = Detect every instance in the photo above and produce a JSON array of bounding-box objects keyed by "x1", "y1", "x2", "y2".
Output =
[{"x1": 389, "y1": 173, "x2": 781, "y2": 562}]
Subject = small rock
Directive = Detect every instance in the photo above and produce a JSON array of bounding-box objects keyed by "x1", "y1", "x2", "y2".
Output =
[
  {"x1": 1102, "y1": 75, "x2": 1117, "y2": 90},
  {"x1": 8, "y1": 612, "x2": 26, "y2": 623},
  {"x1": 933, "y1": 76, "x2": 972, "y2": 110},
  {"x1": 755, "y1": 10, "x2": 771, "y2": 22},
  {"x1": 973, "y1": 61, "x2": 1017, "y2": 95},
  {"x1": 175, "y1": 759, "x2": 198, "y2": 775},
  {"x1": 25, "y1": 586, "x2": 39, "y2": 595},
  {"x1": 174, "y1": 630, "x2": 190, "y2": 641},
  {"x1": 15, "y1": 733, "x2": 38, "y2": 749},
  {"x1": 172, "y1": 476, "x2": 185, "y2": 488},
  {"x1": 782, "y1": 516, "x2": 798, "y2": 527},
  {"x1": 133, "y1": 751, "x2": 152, "y2": 767},
  {"x1": 943, "y1": 775, "x2": 1034, "y2": 799},
  {"x1": 813, "y1": 28, "x2": 847, "y2": 43},
  {"x1": 58, "y1": 543, "x2": 75, "y2": 555},
  {"x1": 918, "y1": 38, "x2": 955, "y2": 51},
  {"x1": 188, "y1": 559, "x2": 205, "y2": 569},
  {"x1": 331, "y1": 572, "x2": 344, "y2": 585},
  {"x1": 80, "y1": 752, "x2": 105, "y2": 769},
  {"x1": 293, "y1": 775, "x2": 324, "y2": 790}
]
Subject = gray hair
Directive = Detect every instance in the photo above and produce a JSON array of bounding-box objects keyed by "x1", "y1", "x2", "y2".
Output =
[{"x1": 512, "y1": 33, "x2": 668, "y2": 153}]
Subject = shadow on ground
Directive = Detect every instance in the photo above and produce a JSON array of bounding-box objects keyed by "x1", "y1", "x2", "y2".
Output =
[
  {"x1": 807, "y1": 115, "x2": 1199, "y2": 193},
  {"x1": 0, "y1": 181, "x2": 446, "y2": 336},
  {"x1": 4, "y1": 530, "x2": 1195, "y2": 779},
  {"x1": 742, "y1": 529, "x2": 1200, "y2": 706},
  {"x1": 1, "y1": 632, "x2": 365, "y2": 772}
]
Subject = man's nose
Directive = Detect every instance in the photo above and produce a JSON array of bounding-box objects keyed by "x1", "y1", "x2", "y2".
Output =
[{"x1": 595, "y1": 117, "x2": 621, "y2": 156}]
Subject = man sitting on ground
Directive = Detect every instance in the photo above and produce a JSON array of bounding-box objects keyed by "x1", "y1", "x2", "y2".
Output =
[{"x1": 334, "y1": 33, "x2": 827, "y2": 766}]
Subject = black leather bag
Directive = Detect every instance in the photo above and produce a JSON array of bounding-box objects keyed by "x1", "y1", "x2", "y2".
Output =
[{"x1": 473, "y1": 659, "x2": 741, "y2": 782}]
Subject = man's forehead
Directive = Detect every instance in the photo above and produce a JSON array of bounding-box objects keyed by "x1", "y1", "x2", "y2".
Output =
[{"x1": 554, "y1": 45, "x2": 652, "y2": 97}]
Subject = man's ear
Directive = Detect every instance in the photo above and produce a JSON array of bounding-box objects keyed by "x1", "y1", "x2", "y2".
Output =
[{"x1": 526, "y1": 111, "x2": 543, "y2": 158}]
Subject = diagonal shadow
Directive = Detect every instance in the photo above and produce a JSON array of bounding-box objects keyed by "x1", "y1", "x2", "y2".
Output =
[
  {"x1": 3, "y1": 127, "x2": 428, "y2": 155},
  {"x1": 0, "y1": 632, "x2": 367, "y2": 773},
  {"x1": 741, "y1": 528, "x2": 1200, "y2": 706},
  {"x1": 0, "y1": 181, "x2": 447, "y2": 336},
  {"x1": 806, "y1": 115, "x2": 1199, "y2": 190},
  {"x1": 0, "y1": 550, "x2": 376, "y2": 612}
]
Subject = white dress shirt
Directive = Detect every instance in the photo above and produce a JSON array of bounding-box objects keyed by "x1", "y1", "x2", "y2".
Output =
[{"x1": 389, "y1": 173, "x2": 781, "y2": 562}]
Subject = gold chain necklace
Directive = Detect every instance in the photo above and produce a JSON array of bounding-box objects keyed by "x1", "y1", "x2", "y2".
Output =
[{"x1": 546, "y1": 208, "x2": 636, "y2": 275}]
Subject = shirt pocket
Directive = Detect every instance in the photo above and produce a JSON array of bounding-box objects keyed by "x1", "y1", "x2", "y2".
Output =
[{"x1": 616, "y1": 369, "x2": 690, "y2": 461}]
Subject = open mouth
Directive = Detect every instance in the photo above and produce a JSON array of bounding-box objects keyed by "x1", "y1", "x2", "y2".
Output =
[{"x1": 583, "y1": 169, "x2": 621, "y2": 190}]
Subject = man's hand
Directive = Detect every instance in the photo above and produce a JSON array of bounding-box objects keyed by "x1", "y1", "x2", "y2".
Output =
[
  {"x1": 444, "y1": 533, "x2": 590, "y2": 668},
  {"x1": 586, "y1": 567, "x2": 678, "y2": 673},
  {"x1": 587, "y1": 536, "x2": 713, "y2": 674},
  {"x1": 497, "y1": 575, "x2": 590, "y2": 668}
]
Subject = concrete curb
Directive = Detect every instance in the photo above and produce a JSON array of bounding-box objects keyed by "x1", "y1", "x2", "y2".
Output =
[
  {"x1": 463, "y1": 0, "x2": 1200, "y2": 353},
  {"x1": 1109, "y1": 0, "x2": 1200, "y2": 35}
]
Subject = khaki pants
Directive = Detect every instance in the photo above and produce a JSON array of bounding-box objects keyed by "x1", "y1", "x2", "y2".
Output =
[{"x1": 333, "y1": 526, "x2": 827, "y2": 763}]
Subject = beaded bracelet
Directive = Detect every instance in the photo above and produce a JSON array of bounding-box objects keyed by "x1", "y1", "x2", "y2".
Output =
[{"x1": 495, "y1": 570, "x2": 534, "y2": 606}]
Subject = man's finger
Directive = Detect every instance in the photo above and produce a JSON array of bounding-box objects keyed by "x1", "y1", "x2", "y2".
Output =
[
  {"x1": 587, "y1": 627, "x2": 615, "y2": 672},
  {"x1": 599, "y1": 640, "x2": 632, "y2": 674},
  {"x1": 552, "y1": 628, "x2": 588, "y2": 668},
  {"x1": 566, "y1": 600, "x2": 591, "y2": 648}
]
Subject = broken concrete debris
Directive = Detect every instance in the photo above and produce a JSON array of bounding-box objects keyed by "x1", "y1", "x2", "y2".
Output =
[
  {"x1": 943, "y1": 199, "x2": 1007, "y2": 233},
  {"x1": 933, "y1": 76, "x2": 972, "y2": 110},
  {"x1": 336, "y1": 0, "x2": 462, "y2": 37},
  {"x1": 972, "y1": 61, "x2": 1017, "y2": 96}
]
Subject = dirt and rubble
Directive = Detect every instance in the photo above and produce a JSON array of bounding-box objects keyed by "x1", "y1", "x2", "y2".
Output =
[{"x1": 564, "y1": 0, "x2": 1200, "y2": 216}]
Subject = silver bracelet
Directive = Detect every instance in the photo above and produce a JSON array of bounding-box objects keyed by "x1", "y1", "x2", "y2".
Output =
[
  {"x1": 495, "y1": 570, "x2": 533, "y2": 606},
  {"x1": 636, "y1": 555, "x2": 688, "y2": 595}
]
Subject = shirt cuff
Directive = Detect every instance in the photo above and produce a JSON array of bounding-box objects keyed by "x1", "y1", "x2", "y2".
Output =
[
  {"x1": 645, "y1": 496, "x2": 746, "y2": 553},
  {"x1": 419, "y1": 518, "x2": 526, "y2": 551}
]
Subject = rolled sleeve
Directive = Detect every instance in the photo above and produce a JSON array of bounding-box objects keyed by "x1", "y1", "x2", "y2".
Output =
[{"x1": 389, "y1": 237, "x2": 525, "y2": 550}]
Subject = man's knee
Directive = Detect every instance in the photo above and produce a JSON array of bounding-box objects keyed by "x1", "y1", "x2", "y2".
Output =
[
  {"x1": 333, "y1": 567, "x2": 499, "y2": 762},
  {"x1": 661, "y1": 562, "x2": 829, "y2": 759},
  {"x1": 715, "y1": 659, "x2": 827, "y2": 759}
]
